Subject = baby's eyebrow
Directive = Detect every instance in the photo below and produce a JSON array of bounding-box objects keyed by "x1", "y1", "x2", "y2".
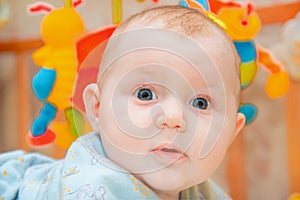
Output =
[{"x1": 130, "y1": 65, "x2": 167, "y2": 77}]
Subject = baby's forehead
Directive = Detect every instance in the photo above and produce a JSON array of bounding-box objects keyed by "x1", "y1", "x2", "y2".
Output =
[{"x1": 99, "y1": 25, "x2": 237, "y2": 80}]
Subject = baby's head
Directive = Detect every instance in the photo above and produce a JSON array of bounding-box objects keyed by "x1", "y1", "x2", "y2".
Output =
[{"x1": 84, "y1": 5, "x2": 245, "y2": 198}]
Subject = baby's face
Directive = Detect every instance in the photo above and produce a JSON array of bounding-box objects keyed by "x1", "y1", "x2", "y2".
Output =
[{"x1": 84, "y1": 28, "x2": 244, "y2": 195}]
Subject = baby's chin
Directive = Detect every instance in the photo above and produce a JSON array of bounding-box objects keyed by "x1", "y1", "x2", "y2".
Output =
[{"x1": 133, "y1": 169, "x2": 203, "y2": 195}]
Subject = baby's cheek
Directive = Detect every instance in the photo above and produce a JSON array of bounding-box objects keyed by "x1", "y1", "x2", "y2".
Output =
[
  {"x1": 101, "y1": 130, "x2": 149, "y2": 157},
  {"x1": 128, "y1": 104, "x2": 153, "y2": 129}
]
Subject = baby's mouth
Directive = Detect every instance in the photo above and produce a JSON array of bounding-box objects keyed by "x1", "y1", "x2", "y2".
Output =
[
  {"x1": 151, "y1": 144, "x2": 187, "y2": 162},
  {"x1": 160, "y1": 148, "x2": 179, "y2": 153}
]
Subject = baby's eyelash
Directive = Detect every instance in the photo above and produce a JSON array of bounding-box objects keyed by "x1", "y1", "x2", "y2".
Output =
[
  {"x1": 196, "y1": 94, "x2": 214, "y2": 102},
  {"x1": 132, "y1": 84, "x2": 155, "y2": 94}
]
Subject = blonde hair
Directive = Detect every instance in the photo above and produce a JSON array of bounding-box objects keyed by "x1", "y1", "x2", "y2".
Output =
[{"x1": 116, "y1": 5, "x2": 216, "y2": 37}]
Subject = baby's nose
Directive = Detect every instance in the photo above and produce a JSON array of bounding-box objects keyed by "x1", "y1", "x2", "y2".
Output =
[{"x1": 155, "y1": 97, "x2": 186, "y2": 132}]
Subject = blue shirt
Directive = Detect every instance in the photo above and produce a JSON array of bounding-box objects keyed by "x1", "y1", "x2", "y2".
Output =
[{"x1": 0, "y1": 133, "x2": 230, "y2": 200}]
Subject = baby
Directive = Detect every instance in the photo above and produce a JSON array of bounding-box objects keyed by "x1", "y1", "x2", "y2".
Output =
[{"x1": 0, "y1": 5, "x2": 245, "y2": 200}]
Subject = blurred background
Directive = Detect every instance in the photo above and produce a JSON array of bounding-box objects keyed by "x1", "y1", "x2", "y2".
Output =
[{"x1": 0, "y1": 0, "x2": 299, "y2": 199}]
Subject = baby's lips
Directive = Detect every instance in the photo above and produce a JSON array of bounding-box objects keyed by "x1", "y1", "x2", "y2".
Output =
[{"x1": 151, "y1": 143, "x2": 188, "y2": 161}]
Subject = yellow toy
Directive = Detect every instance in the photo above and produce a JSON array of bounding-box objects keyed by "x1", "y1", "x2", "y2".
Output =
[
  {"x1": 210, "y1": 0, "x2": 289, "y2": 124},
  {"x1": 27, "y1": 0, "x2": 86, "y2": 149}
]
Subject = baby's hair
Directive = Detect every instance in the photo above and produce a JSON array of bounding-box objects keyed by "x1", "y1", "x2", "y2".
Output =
[{"x1": 115, "y1": 5, "x2": 214, "y2": 37}]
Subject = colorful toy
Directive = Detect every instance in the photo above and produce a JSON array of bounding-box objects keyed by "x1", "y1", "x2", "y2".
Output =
[
  {"x1": 179, "y1": 0, "x2": 226, "y2": 29},
  {"x1": 272, "y1": 12, "x2": 300, "y2": 81},
  {"x1": 179, "y1": 0, "x2": 210, "y2": 11},
  {"x1": 27, "y1": 0, "x2": 86, "y2": 149},
  {"x1": 74, "y1": 26, "x2": 117, "y2": 112},
  {"x1": 209, "y1": 0, "x2": 289, "y2": 124}
]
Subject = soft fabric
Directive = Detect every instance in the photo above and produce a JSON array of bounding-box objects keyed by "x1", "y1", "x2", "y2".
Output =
[{"x1": 0, "y1": 133, "x2": 230, "y2": 200}]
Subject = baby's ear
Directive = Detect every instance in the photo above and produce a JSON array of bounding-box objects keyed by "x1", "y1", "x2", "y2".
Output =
[
  {"x1": 235, "y1": 112, "x2": 246, "y2": 136},
  {"x1": 83, "y1": 83, "x2": 101, "y2": 132},
  {"x1": 228, "y1": 112, "x2": 245, "y2": 146}
]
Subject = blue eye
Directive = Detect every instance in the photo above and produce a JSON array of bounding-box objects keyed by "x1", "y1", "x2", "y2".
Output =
[
  {"x1": 136, "y1": 88, "x2": 157, "y2": 101},
  {"x1": 191, "y1": 97, "x2": 210, "y2": 110}
]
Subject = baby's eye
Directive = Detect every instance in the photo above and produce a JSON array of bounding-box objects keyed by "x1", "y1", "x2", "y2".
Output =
[
  {"x1": 135, "y1": 88, "x2": 157, "y2": 101},
  {"x1": 191, "y1": 97, "x2": 210, "y2": 110}
]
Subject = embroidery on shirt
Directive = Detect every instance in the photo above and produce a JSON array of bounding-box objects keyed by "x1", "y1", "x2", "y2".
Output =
[
  {"x1": 63, "y1": 166, "x2": 80, "y2": 178},
  {"x1": 65, "y1": 184, "x2": 107, "y2": 200}
]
